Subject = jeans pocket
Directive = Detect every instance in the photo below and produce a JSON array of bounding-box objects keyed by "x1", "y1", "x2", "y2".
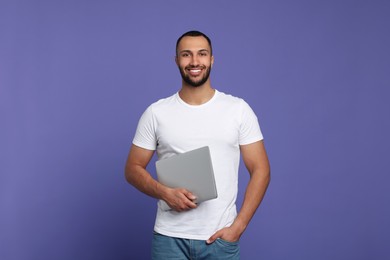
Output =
[
  {"x1": 216, "y1": 238, "x2": 239, "y2": 247},
  {"x1": 214, "y1": 238, "x2": 240, "y2": 257}
]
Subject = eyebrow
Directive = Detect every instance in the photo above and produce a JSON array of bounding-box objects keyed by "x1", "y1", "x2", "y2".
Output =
[{"x1": 179, "y1": 49, "x2": 210, "y2": 54}]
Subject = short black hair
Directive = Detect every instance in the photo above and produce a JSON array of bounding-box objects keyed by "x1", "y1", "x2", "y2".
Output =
[{"x1": 176, "y1": 30, "x2": 213, "y2": 56}]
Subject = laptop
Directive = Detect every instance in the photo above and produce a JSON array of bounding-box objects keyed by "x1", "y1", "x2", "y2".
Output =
[{"x1": 155, "y1": 146, "x2": 218, "y2": 210}]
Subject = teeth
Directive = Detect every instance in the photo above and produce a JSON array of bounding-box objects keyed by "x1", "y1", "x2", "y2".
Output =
[{"x1": 190, "y1": 69, "x2": 201, "y2": 73}]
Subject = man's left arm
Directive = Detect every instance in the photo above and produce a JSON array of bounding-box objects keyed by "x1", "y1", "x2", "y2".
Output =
[{"x1": 207, "y1": 140, "x2": 270, "y2": 243}]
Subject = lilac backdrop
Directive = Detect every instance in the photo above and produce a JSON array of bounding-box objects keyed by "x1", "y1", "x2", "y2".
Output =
[{"x1": 1, "y1": 0, "x2": 389, "y2": 259}]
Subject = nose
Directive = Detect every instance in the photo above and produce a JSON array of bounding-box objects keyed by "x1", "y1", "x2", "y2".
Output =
[{"x1": 190, "y1": 55, "x2": 200, "y2": 66}]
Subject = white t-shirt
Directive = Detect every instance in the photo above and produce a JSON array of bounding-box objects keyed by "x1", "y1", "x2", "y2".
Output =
[{"x1": 133, "y1": 90, "x2": 263, "y2": 240}]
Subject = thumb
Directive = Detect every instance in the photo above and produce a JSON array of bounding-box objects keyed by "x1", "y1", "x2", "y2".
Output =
[{"x1": 206, "y1": 231, "x2": 221, "y2": 244}]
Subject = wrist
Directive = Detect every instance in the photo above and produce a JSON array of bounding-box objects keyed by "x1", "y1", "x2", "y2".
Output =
[
  {"x1": 231, "y1": 218, "x2": 247, "y2": 235},
  {"x1": 155, "y1": 181, "x2": 170, "y2": 201}
]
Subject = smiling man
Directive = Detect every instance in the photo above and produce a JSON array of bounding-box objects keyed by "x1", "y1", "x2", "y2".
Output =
[
  {"x1": 176, "y1": 34, "x2": 213, "y2": 88},
  {"x1": 125, "y1": 30, "x2": 270, "y2": 259}
]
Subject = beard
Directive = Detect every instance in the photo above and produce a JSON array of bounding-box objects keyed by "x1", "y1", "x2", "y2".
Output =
[{"x1": 179, "y1": 65, "x2": 211, "y2": 87}]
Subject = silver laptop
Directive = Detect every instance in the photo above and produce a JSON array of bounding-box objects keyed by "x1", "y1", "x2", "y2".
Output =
[{"x1": 156, "y1": 146, "x2": 218, "y2": 210}]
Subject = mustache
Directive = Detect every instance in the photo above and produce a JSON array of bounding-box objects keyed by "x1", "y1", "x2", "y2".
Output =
[{"x1": 185, "y1": 65, "x2": 206, "y2": 69}]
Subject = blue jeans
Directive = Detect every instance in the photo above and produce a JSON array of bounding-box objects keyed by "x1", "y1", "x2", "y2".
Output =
[{"x1": 151, "y1": 232, "x2": 240, "y2": 260}]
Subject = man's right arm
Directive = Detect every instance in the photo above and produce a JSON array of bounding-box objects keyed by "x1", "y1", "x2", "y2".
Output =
[{"x1": 125, "y1": 144, "x2": 197, "y2": 212}]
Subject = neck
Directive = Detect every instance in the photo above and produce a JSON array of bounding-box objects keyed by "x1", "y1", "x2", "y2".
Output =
[{"x1": 179, "y1": 83, "x2": 215, "y2": 105}]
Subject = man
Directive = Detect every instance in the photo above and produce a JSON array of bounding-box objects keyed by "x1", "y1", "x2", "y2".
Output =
[{"x1": 125, "y1": 30, "x2": 270, "y2": 259}]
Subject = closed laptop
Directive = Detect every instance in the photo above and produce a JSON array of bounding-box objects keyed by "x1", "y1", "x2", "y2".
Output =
[{"x1": 156, "y1": 146, "x2": 218, "y2": 210}]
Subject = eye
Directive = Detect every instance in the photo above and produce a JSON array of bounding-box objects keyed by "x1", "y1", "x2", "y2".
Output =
[{"x1": 181, "y1": 53, "x2": 190, "y2": 57}]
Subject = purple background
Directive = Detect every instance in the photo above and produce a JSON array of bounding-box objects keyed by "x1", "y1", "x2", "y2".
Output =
[{"x1": 1, "y1": 1, "x2": 389, "y2": 259}]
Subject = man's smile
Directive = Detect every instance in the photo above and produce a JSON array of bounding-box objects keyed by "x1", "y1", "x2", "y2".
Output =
[{"x1": 186, "y1": 67, "x2": 204, "y2": 76}]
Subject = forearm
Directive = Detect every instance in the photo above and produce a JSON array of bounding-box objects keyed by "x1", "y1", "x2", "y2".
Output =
[
  {"x1": 125, "y1": 164, "x2": 197, "y2": 211},
  {"x1": 232, "y1": 168, "x2": 270, "y2": 235},
  {"x1": 207, "y1": 168, "x2": 270, "y2": 244},
  {"x1": 125, "y1": 164, "x2": 168, "y2": 200}
]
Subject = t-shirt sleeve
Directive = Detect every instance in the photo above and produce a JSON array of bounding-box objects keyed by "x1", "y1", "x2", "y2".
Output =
[
  {"x1": 132, "y1": 105, "x2": 157, "y2": 150},
  {"x1": 239, "y1": 100, "x2": 264, "y2": 145}
]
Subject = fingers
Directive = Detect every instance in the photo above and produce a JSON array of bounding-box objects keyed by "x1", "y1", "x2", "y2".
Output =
[
  {"x1": 183, "y1": 189, "x2": 197, "y2": 201},
  {"x1": 207, "y1": 227, "x2": 240, "y2": 244},
  {"x1": 206, "y1": 230, "x2": 222, "y2": 244},
  {"x1": 179, "y1": 189, "x2": 197, "y2": 210},
  {"x1": 166, "y1": 188, "x2": 197, "y2": 212}
]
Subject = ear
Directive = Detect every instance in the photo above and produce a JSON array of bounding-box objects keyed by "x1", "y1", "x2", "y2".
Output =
[
  {"x1": 211, "y1": 55, "x2": 214, "y2": 67},
  {"x1": 175, "y1": 55, "x2": 179, "y2": 66}
]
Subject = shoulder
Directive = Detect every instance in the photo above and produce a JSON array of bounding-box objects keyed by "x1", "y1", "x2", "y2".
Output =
[
  {"x1": 145, "y1": 92, "x2": 178, "y2": 113},
  {"x1": 216, "y1": 90, "x2": 258, "y2": 122},
  {"x1": 216, "y1": 90, "x2": 250, "y2": 109}
]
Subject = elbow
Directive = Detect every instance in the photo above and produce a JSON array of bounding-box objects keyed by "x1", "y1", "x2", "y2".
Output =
[
  {"x1": 259, "y1": 164, "x2": 271, "y2": 186},
  {"x1": 265, "y1": 164, "x2": 271, "y2": 184},
  {"x1": 265, "y1": 169, "x2": 271, "y2": 185},
  {"x1": 124, "y1": 164, "x2": 135, "y2": 185}
]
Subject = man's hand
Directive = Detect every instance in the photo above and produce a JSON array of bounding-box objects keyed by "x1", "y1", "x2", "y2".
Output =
[
  {"x1": 163, "y1": 188, "x2": 197, "y2": 212},
  {"x1": 206, "y1": 223, "x2": 244, "y2": 244},
  {"x1": 206, "y1": 227, "x2": 241, "y2": 244}
]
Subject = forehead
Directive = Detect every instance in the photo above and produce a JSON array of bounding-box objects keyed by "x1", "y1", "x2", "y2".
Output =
[{"x1": 177, "y1": 36, "x2": 211, "y2": 52}]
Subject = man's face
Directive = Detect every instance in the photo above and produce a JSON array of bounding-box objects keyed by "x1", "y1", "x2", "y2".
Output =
[{"x1": 176, "y1": 36, "x2": 214, "y2": 87}]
